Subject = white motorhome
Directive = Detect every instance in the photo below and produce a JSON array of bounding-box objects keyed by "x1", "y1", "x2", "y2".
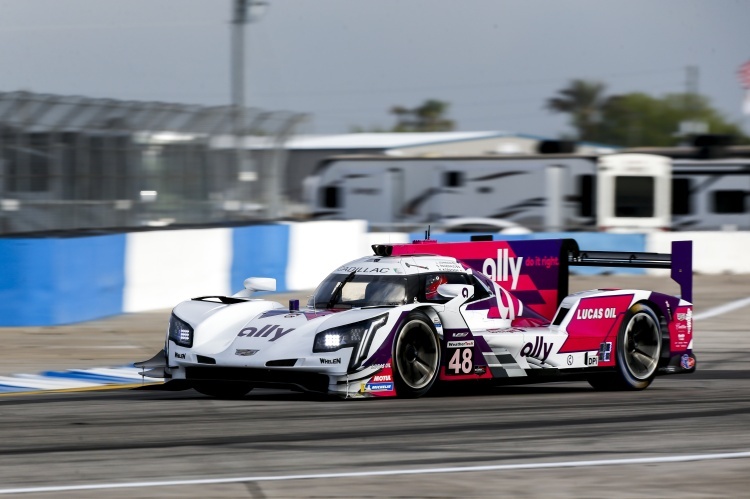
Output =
[
  {"x1": 304, "y1": 154, "x2": 601, "y2": 232},
  {"x1": 596, "y1": 154, "x2": 671, "y2": 232},
  {"x1": 304, "y1": 153, "x2": 673, "y2": 232},
  {"x1": 303, "y1": 151, "x2": 750, "y2": 232}
]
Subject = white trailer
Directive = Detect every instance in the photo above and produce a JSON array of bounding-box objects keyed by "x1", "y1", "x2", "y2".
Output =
[
  {"x1": 303, "y1": 154, "x2": 601, "y2": 232},
  {"x1": 303, "y1": 152, "x2": 750, "y2": 232}
]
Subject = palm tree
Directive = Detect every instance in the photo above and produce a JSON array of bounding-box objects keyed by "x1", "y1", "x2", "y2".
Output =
[
  {"x1": 390, "y1": 99, "x2": 454, "y2": 132},
  {"x1": 546, "y1": 80, "x2": 607, "y2": 141}
]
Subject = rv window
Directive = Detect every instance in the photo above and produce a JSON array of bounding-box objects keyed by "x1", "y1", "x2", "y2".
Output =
[
  {"x1": 444, "y1": 171, "x2": 463, "y2": 188},
  {"x1": 578, "y1": 174, "x2": 594, "y2": 217},
  {"x1": 712, "y1": 190, "x2": 745, "y2": 214},
  {"x1": 672, "y1": 178, "x2": 691, "y2": 215},
  {"x1": 322, "y1": 186, "x2": 340, "y2": 208},
  {"x1": 614, "y1": 176, "x2": 654, "y2": 218}
]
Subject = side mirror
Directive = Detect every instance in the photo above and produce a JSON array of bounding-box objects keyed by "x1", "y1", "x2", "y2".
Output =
[
  {"x1": 232, "y1": 277, "x2": 276, "y2": 298},
  {"x1": 244, "y1": 277, "x2": 276, "y2": 292}
]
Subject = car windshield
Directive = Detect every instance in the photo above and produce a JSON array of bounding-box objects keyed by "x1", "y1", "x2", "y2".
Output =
[{"x1": 308, "y1": 273, "x2": 415, "y2": 309}]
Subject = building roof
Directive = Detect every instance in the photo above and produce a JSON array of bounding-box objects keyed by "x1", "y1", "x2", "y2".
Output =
[{"x1": 283, "y1": 131, "x2": 512, "y2": 150}]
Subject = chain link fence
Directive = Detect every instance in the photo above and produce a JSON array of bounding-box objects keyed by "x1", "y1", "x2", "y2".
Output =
[{"x1": 0, "y1": 91, "x2": 307, "y2": 235}]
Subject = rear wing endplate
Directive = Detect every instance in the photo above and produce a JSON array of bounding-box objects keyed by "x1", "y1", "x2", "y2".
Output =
[{"x1": 569, "y1": 240, "x2": 693, "y2": 302}]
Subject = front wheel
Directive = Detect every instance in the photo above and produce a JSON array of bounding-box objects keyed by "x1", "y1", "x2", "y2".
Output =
[
  {"x1": 588, "y1": 303, "x2": 662, "y2": 391},
  {"x1": 192, "y1": 382, "x2": 254, "y2": 399},
  {"x1": 392, "y1": 311, "x2": 441, "y2": 398}
]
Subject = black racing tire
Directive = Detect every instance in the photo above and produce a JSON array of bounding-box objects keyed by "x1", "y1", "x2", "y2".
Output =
[
  {"x1": 392, "y1": 311, "x2": 441, "y2": 398},
  {"x1": 192, "y1": 382, "x2": 254, "y2": 399},
  {"x1": 588, "y1": 303, "x2": 662, "y2": 391}
]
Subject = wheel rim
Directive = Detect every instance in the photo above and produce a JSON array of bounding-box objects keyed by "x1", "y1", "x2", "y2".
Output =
[
  {"x1": 395, "y1": 320, "x2": 439, "y2": 390},
  {"x1": 623, "y1": 312, "x2": 660, "y2": 380}
]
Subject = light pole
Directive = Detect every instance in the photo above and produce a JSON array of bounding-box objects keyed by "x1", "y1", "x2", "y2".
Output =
[{"x1": 231, "y1": 0, "x2": 267, "y2": 213}]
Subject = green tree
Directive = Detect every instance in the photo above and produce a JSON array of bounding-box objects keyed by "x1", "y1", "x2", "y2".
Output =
[
  {"x1": 599, "y1": 92, "x2": 748, "y2": 147},
  {"x1": 390, "y1": 99, "x2": 455, "y2": 132},
  {"x1": 545, "y1": 80, "x2": 608, "y2": 142},
  {"x1": 546, "y1": 79, "x2": 749, "y2": 146}
]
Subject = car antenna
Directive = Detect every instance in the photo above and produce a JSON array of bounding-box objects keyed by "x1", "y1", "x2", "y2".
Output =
[{"x1": 425, "y1": 225, "x2": 431, "y2": 240}]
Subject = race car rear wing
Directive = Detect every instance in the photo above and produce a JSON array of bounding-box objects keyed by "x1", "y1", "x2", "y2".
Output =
[
  {"x1": 381, "y1": 238, "x2": 692, "y2": 320},
  {"x1": 568, "y1": 240, "x2": 693, "y2": 303}
]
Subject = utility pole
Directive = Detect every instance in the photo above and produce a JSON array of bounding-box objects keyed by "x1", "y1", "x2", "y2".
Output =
[
  {"x1": 679, "y1": 65, "x2": 706, "y2": 141},
  {"x1": 232, "y1": 0, "x2": 248, "y2": 192},
  {"x1": 231, "y1": 0, "x2": 267, "y2": 214}
]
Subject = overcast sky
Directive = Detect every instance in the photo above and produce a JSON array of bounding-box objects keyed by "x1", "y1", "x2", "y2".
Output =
[{"x1": 2, "y1": 0, "x2": 749, "y2": 138}]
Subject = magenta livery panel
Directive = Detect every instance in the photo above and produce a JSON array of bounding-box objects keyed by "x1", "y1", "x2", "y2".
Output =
[{"x1": 139, "y1": 237, "x2": 694, "y2": 399}]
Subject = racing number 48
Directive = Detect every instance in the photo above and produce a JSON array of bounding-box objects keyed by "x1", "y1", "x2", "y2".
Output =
[{"x1": 448, "y1": 348, "x2": 473, "y2": 374}]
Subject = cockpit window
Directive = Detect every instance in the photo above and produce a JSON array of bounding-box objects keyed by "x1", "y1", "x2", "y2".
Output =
[{"x1": 309, "y1": 274, "x2": 416, "y2": 309}]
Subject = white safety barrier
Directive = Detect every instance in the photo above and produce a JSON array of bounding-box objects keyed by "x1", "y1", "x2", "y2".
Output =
[
  {"x1": 285, "y1": 220, "x2": 371, "y2": 291},
  {"x1": 647, "y1": 231, "x2": 750, "y2": 275},
  {"x1": 124, "y1": 229, "x2": 233, "y2": 312}
]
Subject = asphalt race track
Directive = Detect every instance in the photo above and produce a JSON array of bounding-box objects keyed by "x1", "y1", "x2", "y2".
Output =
[{"x1": 0, "y1": 275, "x2": 749, "y2": 498}]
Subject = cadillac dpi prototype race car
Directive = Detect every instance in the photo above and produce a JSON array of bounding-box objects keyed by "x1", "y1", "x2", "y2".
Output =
[{"x1": 137, "y1": 237, "x2": 695, "y2": 399}]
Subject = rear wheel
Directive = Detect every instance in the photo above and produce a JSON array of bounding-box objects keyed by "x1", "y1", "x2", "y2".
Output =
[
  {"x1": 588, "y1": 303, "x2": 662, "y2": 391},
  {"x1": 392, "y1": 311, "x2": 441, "y2": 398},
  {"x1": 192, "y1": 382, "x2": 254, "y2": 399}
]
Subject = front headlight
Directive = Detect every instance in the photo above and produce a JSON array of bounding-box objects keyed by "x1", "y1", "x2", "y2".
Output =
[
  {"x1": 313, "y1": 314, "x2": 388, "y2": 367},
  {"x1": 168, "y1": 314, "x2": 194, "y2": 348}
]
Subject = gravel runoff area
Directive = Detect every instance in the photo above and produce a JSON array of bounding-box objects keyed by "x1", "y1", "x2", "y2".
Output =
[{"x1": 0, "y1": 274, "x2": 746, "y2": 377}]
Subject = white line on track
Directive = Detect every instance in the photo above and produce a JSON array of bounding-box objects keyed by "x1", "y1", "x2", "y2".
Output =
[
  {"x1": 693, "y1": 296, "x2": 750, "y2": 321},
  {"x1": 2, "y1": 451, "x2": 750, "y2": 495}
]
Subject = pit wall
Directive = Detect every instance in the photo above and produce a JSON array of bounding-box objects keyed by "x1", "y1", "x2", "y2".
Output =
[{"x1": 0, "y1": 222, "x2": 746, "y2": 326}]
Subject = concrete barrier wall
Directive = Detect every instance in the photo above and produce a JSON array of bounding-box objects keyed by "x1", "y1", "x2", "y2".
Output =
[
  {"x1": 123, "y1": 229, "x2": 233, "y2": 313},
  {"x1": 0, "y1": 235, "x2": 125, "y2": 326},
  {"x1": 647, "y1": 231, "x2": 750, "y2": 275},
  {"x1": 0, "y1": 223, "x2": 746, "y2": 326}
]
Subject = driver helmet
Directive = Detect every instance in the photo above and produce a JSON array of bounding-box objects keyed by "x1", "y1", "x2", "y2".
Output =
[{"x1": 425, "y1": 274, "x2": 448, "y2": 300}]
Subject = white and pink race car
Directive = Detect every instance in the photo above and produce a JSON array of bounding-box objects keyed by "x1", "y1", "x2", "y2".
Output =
[{"x1": 137, "y1": 237, "x2": 695, "y2": 399}]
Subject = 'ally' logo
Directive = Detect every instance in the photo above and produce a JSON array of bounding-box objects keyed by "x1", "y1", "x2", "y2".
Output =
[{"x1": 482, "y1": 249, "x2": 523, "y2": 290}]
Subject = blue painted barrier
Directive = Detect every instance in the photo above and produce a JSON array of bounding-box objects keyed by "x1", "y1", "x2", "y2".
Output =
[
  {"x1": 231, "y1": 224, "x2": 290, "y2": 293},
  {"x1": 0, "y1": 235, "x2": 125, "y2": 326}
]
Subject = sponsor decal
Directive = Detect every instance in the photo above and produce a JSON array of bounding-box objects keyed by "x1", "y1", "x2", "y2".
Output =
[
  {"x1": 486, "y1": 327, "x2": 525, "y2": 334},
  {"x1": 482, "y1": 249, "x2": 523, "y2": 290},
  {"x1": 599, "y1": 342, "x2": 613, "y2": 362},
  {"x1": 371, "y1": 374, "x2": 392, "y2": 382},
  {"x1": 436, "y1": 261, "x2": 464, "y2": 272},
  {"x1": 567, "y1": 355, "x2": 573, "y2": 366},
  {"x1": 174, "y1": 352, "x2": 186, "y2": 359},
  {"x1": 575, "y1": 307, "x2": 617, "y2": 320},
  {"x1": 585, "y1": 352, "x2": 599, "y2": 366},
  {"x1": 368, "y1": 362, "x2": 392, "y2": 370},
  {"x1": 237, "y1": 324, "x2": 295, "y2": 341},
  {"x1": 681, "y1": 354, "x2": 696, "y2": 370},
  {"x1": 364, "y1": 382, "x2": 394, "y2": 392},
  {"x1": 320, "y1": 358, "x2": 342, "y2": 365},
  {"x1": 452, "y1": 331, "x2": 468, "y2": 337},
  {"x1": 235, "y1": 349, "x2": 259, "y2": 356},
  {"x1": 447, "y1": 340, "x2": 475, "y2": 348},
  {"x1": 520, "y1": 337, "x2": 553, "y2": 362},
  {"x1": 670, "y1": 306, "x2": 693, "y2": 351},
  {"x1": 336, "y1": 265, "x2": 389, "y2": 274}
]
